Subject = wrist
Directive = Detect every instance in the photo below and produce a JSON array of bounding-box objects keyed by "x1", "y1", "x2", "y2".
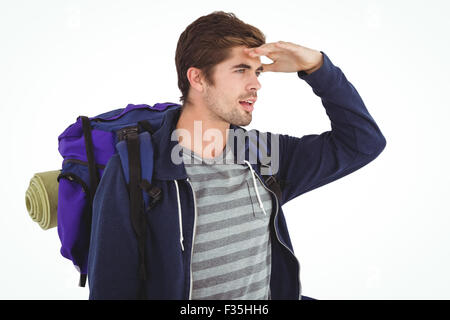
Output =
[{"x1": 303, "y1": 52, "x2": 324, "y2": 75}]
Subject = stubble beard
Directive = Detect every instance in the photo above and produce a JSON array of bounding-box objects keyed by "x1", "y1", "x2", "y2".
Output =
[{"x1": 204, "y1": 85, "x2": 252, "y2": 128}]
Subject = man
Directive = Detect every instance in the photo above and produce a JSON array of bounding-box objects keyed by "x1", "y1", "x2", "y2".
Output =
[{"x1": 88, "y1": 11, "x2": 386, "y2": 300}]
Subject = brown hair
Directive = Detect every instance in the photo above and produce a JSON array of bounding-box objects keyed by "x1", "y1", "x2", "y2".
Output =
[{"x1": 175, "y1": 11, "x2": 266, "y2": 105}]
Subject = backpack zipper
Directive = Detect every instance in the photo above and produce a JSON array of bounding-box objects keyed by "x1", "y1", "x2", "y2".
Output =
[
  {"x1": 57, "y1": 172, "x2": 90, "y2": 196},
  {"x1": 90, "y1": 103, "x2": 179, "y2": 122},
  {"x1": 63, "y1": 158, "x2": 106, "y2": 169}
]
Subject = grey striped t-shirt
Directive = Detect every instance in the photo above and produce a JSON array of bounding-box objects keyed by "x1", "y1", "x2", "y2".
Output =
[{"x1": 181, "y1": 143, "x2": 273, "y2": 300}]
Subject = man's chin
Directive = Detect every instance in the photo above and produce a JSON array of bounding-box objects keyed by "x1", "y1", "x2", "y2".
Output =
[
  {"x1": 233, "y1": 116, "x2": 252, "y2": 127},
  {"x1": 217, "y1": 107, "x2": 252, "y2": 127}
]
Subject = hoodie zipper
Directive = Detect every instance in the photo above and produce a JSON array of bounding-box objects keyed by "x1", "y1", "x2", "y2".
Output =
[
  {"x1": 173, "y1": 180, "x2": 185, "y2": 251},
  {"x1": 186, "y1": 177, "x2": 197, "y2": 300},
  {"x1": 253, "y1": 172, "x2": 302, "y2": 300},
  {"x1": 185, "y1": 171, "x2": 300, "y2": 299}
]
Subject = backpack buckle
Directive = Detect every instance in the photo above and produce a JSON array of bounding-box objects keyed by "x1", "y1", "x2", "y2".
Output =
[
  {"x1": 139, "y1": 179, "x2": 162, "y2": 211},
  {"x1": 264, "y1": 175, "x2": 283, "y2": 202},
  {"x1": 265, "y1": 175, "x2": 276, "y2": 186},
  {"x1": 117, "y1": 126, "x2": 139, "y2": 141}
]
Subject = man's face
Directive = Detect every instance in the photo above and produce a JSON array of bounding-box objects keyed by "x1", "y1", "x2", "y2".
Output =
[{"x1": 202, "y1": 45, "x2": 263, "y2": 127}]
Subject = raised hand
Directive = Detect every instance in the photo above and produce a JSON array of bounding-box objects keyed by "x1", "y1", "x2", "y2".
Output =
[{"x1": 244, "y1": 41, "x2": 323, "y2": 74}]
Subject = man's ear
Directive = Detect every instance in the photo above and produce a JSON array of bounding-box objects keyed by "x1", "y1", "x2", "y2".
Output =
[{"x1": 186, "y1": 67, "x2": 205, "y2": 93}]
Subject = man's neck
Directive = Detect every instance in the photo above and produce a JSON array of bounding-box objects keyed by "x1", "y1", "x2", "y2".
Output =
[{"x1": 175, "y1": 103, "x2": 230, "y2": 159}]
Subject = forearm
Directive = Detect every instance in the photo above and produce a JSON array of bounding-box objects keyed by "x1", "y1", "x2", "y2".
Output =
[
  {"x1": 277, "y1": 52, "x2": 386, "y2": 204},
  {"x1": 298, "y1": 51, "x2": 386, "y2": 155}
]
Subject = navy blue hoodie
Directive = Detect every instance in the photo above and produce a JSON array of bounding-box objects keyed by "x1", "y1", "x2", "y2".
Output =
[{"x1": 87, "y1": 51, "x2": 386, "y2": 300}]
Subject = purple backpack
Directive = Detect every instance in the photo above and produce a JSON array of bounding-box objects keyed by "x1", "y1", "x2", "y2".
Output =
[{"x1": 57, "y1": 102, "x2": 179, "y2": 287}]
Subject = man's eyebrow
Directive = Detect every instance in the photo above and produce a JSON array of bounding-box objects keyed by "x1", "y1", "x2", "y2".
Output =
[{"x1": 231, "y1": 63, "x2": 264, "y2": 72}]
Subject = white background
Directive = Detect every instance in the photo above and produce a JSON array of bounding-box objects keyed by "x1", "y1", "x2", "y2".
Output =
[{"x1": 1, "y1": 0, "x2": 449, "y2": 300}]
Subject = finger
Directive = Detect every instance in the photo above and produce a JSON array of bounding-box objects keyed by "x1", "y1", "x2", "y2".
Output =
[
  {"x1": 274, "y1": 41, "x2": 289, "y2": 49},
  {"x1": 276, "y1": 41, "x2": 309, "y2": 53},
  {"x1": 245, "y1": 42, "x2": 281, "y2": 57},
  {"x1": 275, "y1": 41, "x2": 300, "y2": 52},
  {"x1": 258, "y1": 41, "x2": 284, "y2": 51},
  {"x1": 244, "y1": 47, "x2": 267, "y2": 58}
]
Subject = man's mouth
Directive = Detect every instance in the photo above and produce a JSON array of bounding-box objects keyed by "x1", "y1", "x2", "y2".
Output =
[{"x1": 239, "y1": 98, "x2": 256, "y2": 112}]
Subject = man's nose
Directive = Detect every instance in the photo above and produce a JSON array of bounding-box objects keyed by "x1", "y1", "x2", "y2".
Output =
[{"x1": 247, "y1": 74, "x2": 262, "y2": 91}]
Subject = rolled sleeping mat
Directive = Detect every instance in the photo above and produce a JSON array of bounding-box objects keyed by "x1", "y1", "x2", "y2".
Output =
[{"x1": 25, "y1": 170, "x2": 60, "y2": 230}]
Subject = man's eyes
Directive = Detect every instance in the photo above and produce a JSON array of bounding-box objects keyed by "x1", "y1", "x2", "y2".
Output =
[{"x1": 236, "y1": 69, "x2": 261, "y2": 77}]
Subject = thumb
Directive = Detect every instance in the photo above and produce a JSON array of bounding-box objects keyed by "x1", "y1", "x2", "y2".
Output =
[{"x1": 261, "y1": 63, "x2": 276, "y2": 72}]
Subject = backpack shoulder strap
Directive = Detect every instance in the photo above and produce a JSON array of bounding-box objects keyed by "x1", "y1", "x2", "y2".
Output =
[
  {"x1": 263, "y1": 172, "x2": 283, "y2": 202},
  {"x1": 115, "y1": 126, "x2": 162, "y2": 299},
  {"x1": 247, "y1": 130, "x2": 286, "y2": 202}
]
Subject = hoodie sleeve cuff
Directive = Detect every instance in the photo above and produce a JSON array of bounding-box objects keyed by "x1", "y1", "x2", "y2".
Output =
[{"x1": 297, "y1": 51, "x2": 340, "y2": 95}]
